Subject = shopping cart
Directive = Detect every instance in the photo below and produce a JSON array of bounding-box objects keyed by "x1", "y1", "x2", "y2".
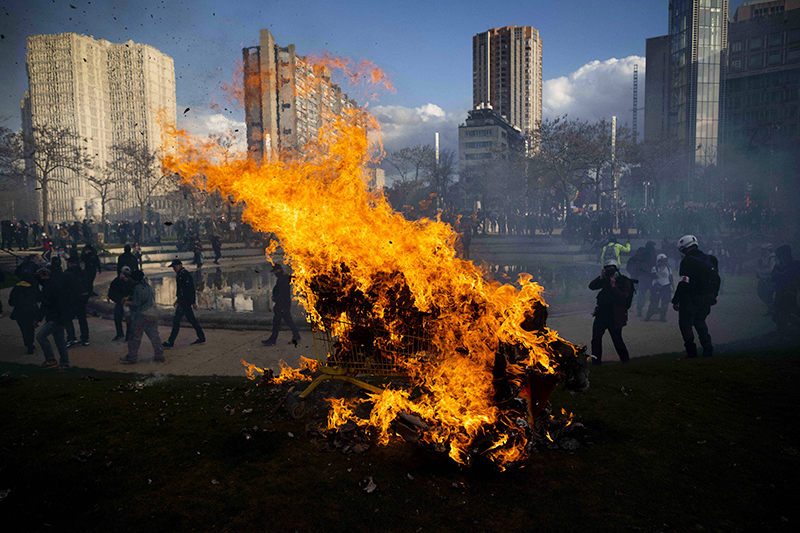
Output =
[{"x1": 290, "y1": 308, "x2": 430, "y2": 418}]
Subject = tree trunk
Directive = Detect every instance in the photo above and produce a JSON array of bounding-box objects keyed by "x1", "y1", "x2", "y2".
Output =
[{"x1": 41, "y1": 181, "x2": 50, "y2": 238}]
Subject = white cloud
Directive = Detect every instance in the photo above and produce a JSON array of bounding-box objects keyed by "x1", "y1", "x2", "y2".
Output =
[
  {"x1": 177, "y1": 110, "x2": 248, "y2": 154},
  {"x1": 543, "y1": 56, "x2": 644, "y2": 130}
]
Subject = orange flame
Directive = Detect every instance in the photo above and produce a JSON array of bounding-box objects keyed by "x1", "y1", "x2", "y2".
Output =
[{"x1": 164, "y1": 58, "x2": 582, "y2": 469}]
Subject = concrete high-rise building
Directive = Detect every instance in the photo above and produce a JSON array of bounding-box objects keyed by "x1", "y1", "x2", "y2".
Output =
[
  {"x1": 458, "y1": 107, "x2": 525, "y2": 170},
  {"x1": 22, "y1": 33, "x2": 176, "y2": 224},
  {"x1": 472, "y1": 26, "x2": 543, "y2": 138},
  {"x1": 243, "y1": 29, "x2": 359, "y2": 161}
]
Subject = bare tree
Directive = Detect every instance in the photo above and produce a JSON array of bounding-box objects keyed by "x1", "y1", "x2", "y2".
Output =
[
  {"x1": 2, "y1": 125, "x2": 92, "y2": 237},
  {"x1": 111, "y1": 140, "x2": 173, "y2": 242},
  {"x1": 85, "y1": 162, "x2": 122, "y2": 240}
]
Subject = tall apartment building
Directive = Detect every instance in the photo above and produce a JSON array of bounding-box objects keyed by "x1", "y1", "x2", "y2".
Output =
[
  {"x1": 243, "y1": 29, "x2": 359, "y2": 161},
  {"x1": 725, "y1": 0, "x2": 800, "y2": 143},
  {"x1": 22, "y1": 33, "x2": 176, "y2": 223},
  {"x1": 472, "y1": 26, "x2": 543, "y2": 138}
]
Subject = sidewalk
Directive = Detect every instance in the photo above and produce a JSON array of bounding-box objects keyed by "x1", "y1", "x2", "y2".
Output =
[{"x1": 0, "y1": 270, "x2": 788, "y2": 377}]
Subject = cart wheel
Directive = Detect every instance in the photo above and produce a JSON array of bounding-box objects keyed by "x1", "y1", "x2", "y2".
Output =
[{"x1": 290, "y1": 401, "x2": 307, "y2": 419}]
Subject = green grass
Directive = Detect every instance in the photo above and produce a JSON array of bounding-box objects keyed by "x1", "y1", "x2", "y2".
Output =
[{"x1": 1, "y1": 350, "x2": 798, "y2": 533}]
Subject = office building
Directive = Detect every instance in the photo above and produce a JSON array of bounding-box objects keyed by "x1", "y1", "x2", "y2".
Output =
[
  {"x1": 472, "y1": 26, "x2": 543, "y2": 138},
  {"x1": 22, "y1": 33, "x2": 176, "y2": 223},
  {"x1": 458, "y1": 107, "x2": 525, "y2": 169},
  {"x1": 725, "y1": 0, "x2": 800, "y2": 143},
  {"x1": 243, "y1": 29, "x2": 359, "y2": 161}
]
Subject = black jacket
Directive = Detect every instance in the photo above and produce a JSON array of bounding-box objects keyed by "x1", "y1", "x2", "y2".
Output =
[
  {"x1": 116, "y1": 252, "x2": 138, "y2": 275},
  {"x1": 81, "y1": 248, "x2": 102, "y2": 275},
  {"x1": 108, "y1": 276, "x2": 134, "y2": 304},
  {"x1": 175, "y1": 267, "x2": 197, "y2": 305},
  {"x1": 37, "y1": 277, "x2": 72, "y2": 325},
  {"x1": 8, "y1": 280, "x2": 40, "y2": 320},
  {"x1": 272, "y1": 272, "x2": 293, "y2": 310},
  {"x1": 672, "y1": 249, "x2": 719, "y2": 305}
]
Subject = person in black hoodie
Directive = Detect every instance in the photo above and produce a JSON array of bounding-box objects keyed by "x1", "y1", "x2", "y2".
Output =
[
  {"x1": 108, "y1": 266, "x2": 134, "y2": 341},
  {"x1": 8, "y1": 272, "x2": 40, "y2": 354},
  {"x1": 64, "y1": 255, "x2": 90, "y2": 347},
  {"x1": 116, "y1": 244, "x2": 138, "y2": 275},
  {"x1": 80, "y1": 244, "x2": 103, "y2": 297},
  {"x1": 35, "y1": 268, "x2": 71, "y2": 369},
  {"x1": 261, "y1": 264, "x2": 301, "y2": 346}
]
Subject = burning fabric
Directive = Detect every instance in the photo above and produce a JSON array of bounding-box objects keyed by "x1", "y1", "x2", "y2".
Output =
[{"x1": 162, "y1": 89, "x2": 589, "y2": 470}]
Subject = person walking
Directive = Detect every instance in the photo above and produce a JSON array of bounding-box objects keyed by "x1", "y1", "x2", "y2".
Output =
[
  {"x1": 588, "y1": 259, "x2": 632, "y2": 365},
  {"x1": 645, "y1": 254, "x2": 674, "y2": 322},
  {"x1": 672, "y1": 235, "x2": 720, "y2": 358},
  {"x1": 600, "y1": 235, "x2": 631, "y2": 267},
  {"x1": 120, "y1": 270, "x2": 164, "y2": 364},
  {"x1": 162, "y1": 259, "x2": 205, "y2": 348},
  {"x1": 80, "y1": 244, "x2": 102, "y2": 297},
  {"x1": 109, "y1": 266, "x2": 134, "y2": 341},
  {"x1": 35, "y1": 267, "x2": 71, "y2": 369},
  {"x1": 8, "y1": 272, "x2": 40, "y2": 354},
  {"x1": 64, "y1": 255, "x2": 90, "y2": 347},
  {"x1": 211, "y1": 234, "x2": 222, "y2": 264},
  {"x1": 262, "y1": 264, "x2": 302, "y2": 347}
]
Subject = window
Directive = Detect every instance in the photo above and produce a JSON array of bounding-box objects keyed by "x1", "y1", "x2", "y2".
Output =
[
  {"x1": 789, "y1": 48, "x2": 800, "y2": 62},
  {"x1": 731, "y1": 41, "x2": 743, "y2": 53},
  {"x1": 769, "y1": 52, "x2": 781, "y2": 66},
  {"x1": 749, "y1": 54, "x2": 763, "y2": 68},
  {"x1": 769, "y1": 33, "x2": 782, "y2": 47},
  {"x1": 750, "y1": 37, "x2": 762, "y2": 50}
]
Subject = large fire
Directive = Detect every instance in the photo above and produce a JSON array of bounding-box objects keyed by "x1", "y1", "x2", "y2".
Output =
[{"x1": 162, "y1": 58, "x2": 588, "y2": 469}]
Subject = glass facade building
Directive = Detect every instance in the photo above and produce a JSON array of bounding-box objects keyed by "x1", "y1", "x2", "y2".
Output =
[{"x1": 669, "y1": 0, "x2": 729, "y2": 196}]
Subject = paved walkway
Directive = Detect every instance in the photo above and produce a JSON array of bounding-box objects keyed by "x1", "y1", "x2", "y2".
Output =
[{"x1": 0, "y1": 269, "x2": 790, "y2": 378}]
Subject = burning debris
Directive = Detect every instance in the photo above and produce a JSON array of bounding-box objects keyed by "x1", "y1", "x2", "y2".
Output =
[{"x1": 162, "y1": 63, "x2": 591, "y2": 469}]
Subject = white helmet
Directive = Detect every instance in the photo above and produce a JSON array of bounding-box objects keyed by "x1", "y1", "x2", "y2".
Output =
[
  {"x1": 677, "y1": 235, "x2": 698, "y2": 252},
  {"x1": 603, "y1": 258, "x2": 620, "y2": 269},
  {"x1": 656, "y1": 253, "x2": 667, "y2": 261}
]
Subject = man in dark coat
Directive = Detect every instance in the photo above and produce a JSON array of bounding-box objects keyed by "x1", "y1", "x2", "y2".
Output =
[
  {"x1": 8, "y1": 273, "x2": 40, "y2": 354},
  {"x1": 64, "y1": 255, "x2": 90, "y2": 347},
  {"x1": 588, "y1": 258, "x2": 632, "y2": 365},
  {"x1": 80, "y1": 244, "x2": 103, "y2": 296},
  {"x1": 770, "y1": 244, "x2": 800, "y2": 336},
  {"x1": 116, "y1": 244, "x2": 138, "y2": 275},
  {"x1": 211, "y1": 234, "x2": 222, "y2": 264},
  {"x1": 35, "y1": 267, "x2": 71, "y2": 369},
  {"x1": 162, "y1": 259, "x2": 205, "y2": 347},
  {"x1": 261, "y1": 264, "x2": 301, "y2": 346},
  {"x1": 108, "y1": 266, "x2": 134, "y2": 341},
  {"x1": 672, "y1": 235, "x2": 720, "y2": 358}
]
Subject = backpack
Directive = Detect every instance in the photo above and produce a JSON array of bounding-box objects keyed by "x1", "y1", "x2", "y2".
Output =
[
  {"x1": 688, "y1": 253, "x2": 721, "y2": 303},
  {"x1": 602, "y1": 244, "x2": 618, "y2": 266},
  {"x1": 622, "y1": 275, "x2": 638, "y2": 310}
]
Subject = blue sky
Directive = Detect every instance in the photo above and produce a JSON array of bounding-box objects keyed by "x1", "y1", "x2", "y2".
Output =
[{"x1": 0, "y1": 0, "x2": 749, "y2": 160}]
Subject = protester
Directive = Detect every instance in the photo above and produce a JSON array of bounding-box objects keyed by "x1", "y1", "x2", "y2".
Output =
[
  {"x1": 117, "y1": 244, "x2": 138, "y2": 275},
  {"x1": 64, "y1": 255, "x2": 90, "y2": 347},
  {"x1": 162, "y1": 259, "x2": 205, "y2": 348},
  {"x1": 120, "y1": 270, "x2": 164, "y2": 364},
  {"x1": 109, "y1": 266, "x2": 134, "y2": 341},
  {"x1": 600, "y1": 234, "x2": 631, "y2": 267},
  {"x1": 645, "y1": 254, "x2": 674, "y2": 322},
  {"x1": 211, "y1": 234, "x2": 222, "y2": 264},
  {"x1": 262, "y1": 264, "x2": 302, "y2": 347},
  {"x1": 80, "y1": 244, "x2": 103, "y2": 297},
  {"x1": 588, "y1": 259, "x2": 632, "y2": 365},
  {"x1": 14, "y1": 254, "x2": 39, "y2": 280},
  {"x1": 8, "y1": 272, "x2": 40, "y2": 354},
  {"x1": 770, "y1": 245, "x2": 800, "y2": 336},
  {"x1": 133, "y1": 242, "x2": 143, "y2": 270},
  {"x1": 35, "y1": 267, "x2": 71, "y2": 369},
  {"x1": 672, "y1": 235, "x2": 720, "y2": 358}
]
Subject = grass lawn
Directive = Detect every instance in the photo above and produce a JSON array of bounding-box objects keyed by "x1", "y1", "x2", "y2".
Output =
[{"x1": 1, "y1": 349, "x2": 798, "y2": 533}]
